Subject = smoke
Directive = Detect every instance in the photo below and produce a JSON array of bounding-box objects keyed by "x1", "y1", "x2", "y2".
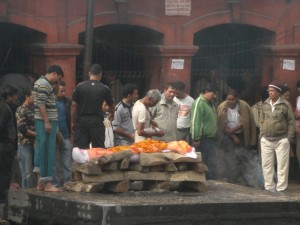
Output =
[{"x1": 216, "y1": 136, "x2": 264, "y2": 188}]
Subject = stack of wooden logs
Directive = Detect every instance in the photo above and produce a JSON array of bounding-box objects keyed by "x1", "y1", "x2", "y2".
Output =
[{"x1": 64, "y1": 150, "x2": 208, "y2": 193}]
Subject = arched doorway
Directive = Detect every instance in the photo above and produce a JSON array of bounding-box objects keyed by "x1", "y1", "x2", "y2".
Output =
[
  {"x1": 77, "y1": 24, "x2": 163, "y2": 101},
  {"x1": 0, "y1": 22, "x2": 45, "y2": 77},
  {"x1": 191, "y1": 24, "x2": 275, "y2": 105}
]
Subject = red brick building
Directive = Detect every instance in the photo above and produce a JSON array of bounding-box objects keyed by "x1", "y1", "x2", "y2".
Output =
[{"x1": 1, "y1": 0, "x2": 300, "y2": 104}]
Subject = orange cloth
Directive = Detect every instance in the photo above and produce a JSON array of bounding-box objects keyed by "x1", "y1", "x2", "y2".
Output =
[
  {"x1": 87, "y1": 148, "x2": 113, "y2": 160},
  {"x1": 130, "y1": 138, "x2": 167, "y2": 153},
  {"x1": 167, "y1": 141, "x2": 192, "y2": 154}
]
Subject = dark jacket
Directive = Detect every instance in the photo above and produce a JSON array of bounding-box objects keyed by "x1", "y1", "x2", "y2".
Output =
[
  {"x1": 56, "y1": 96, "x2": 72, "y2": 135},
  {"x1": 0, "y1": 100, "x2": 17, "y2": 144},
  {"x1": 64, "y1": 97, "x2": 72, "y2": 133}
]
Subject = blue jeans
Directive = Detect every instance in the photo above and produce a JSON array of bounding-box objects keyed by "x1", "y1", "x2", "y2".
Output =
[
  {"x1": 35, "y1": 120, "x2": 57, "y2": 183},
  {"x1": 53, "y1": 138, "x2": 71, "y2": 186},
  {"x1": 17, "y1": 144, "x2": 34, "y2": 188}
]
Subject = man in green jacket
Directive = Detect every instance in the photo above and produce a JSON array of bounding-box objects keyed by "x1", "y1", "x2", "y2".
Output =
[{"x1": 190, "y1": 83, "x2": 218, "y2": 179}]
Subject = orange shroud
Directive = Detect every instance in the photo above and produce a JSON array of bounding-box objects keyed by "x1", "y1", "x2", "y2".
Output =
[
  {"x1": 167, "y1": 141, "x2": 192, "y2": 154},
  {"x1": 87, "y1": 148, "x2": 114, "y2": 160}
]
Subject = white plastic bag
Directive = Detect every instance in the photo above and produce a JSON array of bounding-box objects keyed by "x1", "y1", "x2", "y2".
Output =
[{"x1": 104, "y1": 117, "x2": 114, "y2": 148}]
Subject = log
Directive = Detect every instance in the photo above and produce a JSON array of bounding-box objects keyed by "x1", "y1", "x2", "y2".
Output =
[
  {"x1": 63, "y1": 181, "x2": 104, "y2": 193},
  {"x1": 169, "y1": 181, "x2": 181, "y2": 191},
  {"x1": 124, "y1": 171, "x2": 168, "y2": 181},
  {"x1": 102, "y1": 162, "x2": 118, "y2": 171},
  {"x1": 195, "y1": 152, "x2": 202, "y2": 162},
  {"x1": 104, "y1": 180, "x2": 129, "y2": 193},
  {"x1": 176, "y1": 163, "x2": 188, "y2": 171},
  {"x1": 140, "y1": 152, "x2": 202, "y2": 167},
  {"x1": 188, "y1": 162, "x2": 208, "y2": 173},
  {"x1": 149, "y1": 165, "x2": 164, "y2": 172},
  {"x1": 119, "y1": 157, "x2": 130, "y2": 169},
  {"x1": 82, "y1": 171, "x2": 125, "y2": 183},
  {"x1": 139, "y1": 152, "x2": 171, "y2": 166},
  {"x1": 129, "y1": 181, "x2": 144, "y2": 191},
  {"x1": 128, "y1": 163, "x2": 143, "y2": 172},
  {"x1": 72, "y1": 161, "x2": 102, "y2": 175},
  {"x1": 128, "y1": 163, "x2": 150, "y2": 172},
  {"x1": 168, "y1": 171, "x2": 206, "y2": 182},
  {"x1": 71, "y1": 171, "x2": 82, "y2": 181},
  {"x1": 165, "y1": 163, "x2": 178, "y2": 172},
  {"x1": 171, "y1": 153, "x2": 202, "y2": 163},
  {"x1": 98, "y1": 150, "x2": 133, "y2": 164},
  {"x1": 143, "y1": 181, "x2": 170, "y2": 191}
]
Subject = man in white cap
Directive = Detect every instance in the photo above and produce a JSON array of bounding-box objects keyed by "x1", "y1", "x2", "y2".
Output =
[{"x1": 260, "y1": 81, "x2": 295, "y2": 192}]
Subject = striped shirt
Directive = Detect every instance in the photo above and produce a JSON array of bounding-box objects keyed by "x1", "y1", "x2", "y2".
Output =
[{"x1": 33, "y1": 76, "x2": 58, "y2": 121}]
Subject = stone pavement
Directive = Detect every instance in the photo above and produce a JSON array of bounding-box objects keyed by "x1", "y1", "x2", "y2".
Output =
[{"x1": 2, "y1": 180, "x2": 300, "y2": 225}]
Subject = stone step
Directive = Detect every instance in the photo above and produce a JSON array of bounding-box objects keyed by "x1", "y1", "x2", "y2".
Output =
[{"x1": 0, "y1": 219, "x2": 9, "y2": 225}]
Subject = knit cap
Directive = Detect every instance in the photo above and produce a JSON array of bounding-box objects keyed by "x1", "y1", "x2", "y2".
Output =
[{"x1": 268, "y1": 81, "x2": 282, "y2": 92}]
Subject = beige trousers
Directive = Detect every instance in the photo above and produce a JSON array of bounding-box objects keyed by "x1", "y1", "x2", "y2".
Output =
[{"x1": 261, "y1": 137, "x2": 290, "y2": 191}]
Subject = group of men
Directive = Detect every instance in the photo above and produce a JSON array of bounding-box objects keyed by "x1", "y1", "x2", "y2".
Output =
[
  {"x1": 0, "y1": 62, "x2": 296, "y2": 203},
  {"x1": 115, "y1": 81, "x2": 195, "y2": 145},
  {"x1": 191, "y1": 81, "x2": 295, "y2": 193},
  {"x1": 0, "y1": 65, "x2": 71, "y2": 201}
]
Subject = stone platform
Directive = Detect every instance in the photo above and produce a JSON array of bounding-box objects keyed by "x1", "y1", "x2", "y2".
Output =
[{"x1": 5, "y1": 180, "x2": 300, "y2": 225}]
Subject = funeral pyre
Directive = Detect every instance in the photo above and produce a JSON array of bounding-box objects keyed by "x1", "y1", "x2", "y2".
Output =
[{"x1": 64, "y1": 139, "x2": 208, "y2": 193}]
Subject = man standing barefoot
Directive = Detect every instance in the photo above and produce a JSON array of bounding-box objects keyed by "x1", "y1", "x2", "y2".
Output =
[{"x1": 33, "y1": 65, "x2": 64, "y2": 192}]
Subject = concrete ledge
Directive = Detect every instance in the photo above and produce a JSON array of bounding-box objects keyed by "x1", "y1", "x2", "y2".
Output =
[
  {"x1": 6, "y1": 181, "x2": 300, "y2": 225},
  {"x1": 0, "y1": 219, "x2": 9, "y2": 225}
]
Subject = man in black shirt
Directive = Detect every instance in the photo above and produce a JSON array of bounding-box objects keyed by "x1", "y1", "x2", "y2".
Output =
[
  {"x1": 0, "y1": 85, "x2": 18, "y2": 203},
  {"x1": 71, "y1": 64, "x2": 115, "y2": 149}
]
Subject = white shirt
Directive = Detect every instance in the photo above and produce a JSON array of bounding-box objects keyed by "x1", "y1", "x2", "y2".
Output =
[
  {"x1": 174, "y1": 95, "x2": 194, "y2": 129},
  {"x1": 132, "y1": 100, "x2": 151, "y2": 142},
  {"x1": 227, "y1": 104, "x2": 242, "y2": 133},
  {"x1": 270, "y1": 98, "x2": 280, "y2": 112}
]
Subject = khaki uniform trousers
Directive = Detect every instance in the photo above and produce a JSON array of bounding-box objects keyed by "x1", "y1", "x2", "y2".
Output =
[{"x1": 261, "y1": 137, "x2": 290, "y2": 192}]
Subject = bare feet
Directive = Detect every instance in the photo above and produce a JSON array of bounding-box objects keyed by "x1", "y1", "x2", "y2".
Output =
[
  {"x1": 36, "y1": 182, "x2": 45, "y2": 191},
  {"x1": 44, "y1": 182, "x2": 62, "y2": 192}
]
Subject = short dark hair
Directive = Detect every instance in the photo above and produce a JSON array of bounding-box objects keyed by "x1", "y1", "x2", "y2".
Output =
[
  {"x1": 173, "y1": 81, "x2": 185, "y2": 90},
  {"x1": 122, "y1": 83, "x2": 138, "y2": 98},
  {"x1": 46, "y1": 65, "x2": 64, "y2": 77},
  {"x1": 203, "y1": 83, "x2": 217, "y2": 93},
  {"x1": 89, "y1": 64, "x2": 102, "y2": 76},
  {"x1": 1, "y1": 85, "x2": 18, "y2": 100},
  {"x1": 281, "y1": 85, "x2": 290, "y2": 94},
  {"x1": 297, "y1": 80, "x2": 300, "y2": 88},
  {"x1": 226, "y1": 89, "x2": 239, "y2": 98},
  {"x1": 164, "y1": 82, "x2": 176, "y2": 89}
]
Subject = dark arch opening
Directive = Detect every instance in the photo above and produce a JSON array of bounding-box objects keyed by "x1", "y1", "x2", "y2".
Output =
[
  {"x1": 0, "y1": 22, "x2": 46, "y2": 77},
  {"x1": 77, "y1": 24, "x2": 163, "y2": 100},
  {"x1": 191, "y1": 24, "x2": 275, "y2": 105}
]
